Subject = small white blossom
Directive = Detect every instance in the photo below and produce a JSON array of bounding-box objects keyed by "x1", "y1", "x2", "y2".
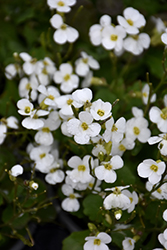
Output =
[
  {"x1": 47, "y1": 0, "x2": 76, "y2": 13},
  {"x1": 66, "y1": 155, "x2": 93, "y2": 183},
  {"x1": 103, "y1": 186, "x2": 130, "y2": 210},
  {"x1": 10, "y1": 165, "x2": 23, "y2": 177},
  {"x1": 66, "y1": 111, "x2": 101, "y2": 144},
  {"x1": 19, "y1": 52, "x2": 38, "y2": 75},
  {"x1": 75, "y1": 51, "x2": 100, "y2": 77},
  {"x1": 137, "y1": 159, "x2": 166, "y2": 185},
  {"x1": 61, "y1": 184, "x2": 81, "y2": 212},
  {"x1": 161, "y1": 28, "x2": 167, "y2": 45},
  {"x1": 142, "y1": 83, "x2": 156, "y2": 105},
  {"x1": 123, "y1": 33, "x2": 150, "y2": 55},
  {"x1": 122, "y1": 237, "x2": 135, "y2": 250},
  {"x1": 149, "y1": 106, "x2": 167, "y2": 133},
  {"x1": 117, "y1": 7, "x2": 146, "y2": 35},
  {"x1": 90, "y1": 99, "x2": 112, "y2": 121},
  {"x1": 84, "y1": 232, "x2": 112, "y2": 250},
  {"x1": 122, "y1": 190, "x2": 138, "y2": 213},
  {"x1": 95, "y1": 155, "x2": 124, "y2": 183},
  {"x1": 89, "y1": 15, "x2": 112, "y2": 46},
  {"x1": 53, "y1": 63, "x2": 79, "y2": 93},
  {"x1": 50, "y1": 14, "x2": 79, "y2": 44},
  {"x1": 148, "y1": 133, "x2": 167, "y2": 156},
  {"x1": 101, "y1": 25, "x2": 126, "y2": 53}
]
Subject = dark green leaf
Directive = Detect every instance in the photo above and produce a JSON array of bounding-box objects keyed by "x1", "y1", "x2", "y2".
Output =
[
  {"x1": 62, "y1": 230, "x2": 89, "y2": 250},
  {"x1": 83, "y1": 194, "x2": 103, "y2": 222}
]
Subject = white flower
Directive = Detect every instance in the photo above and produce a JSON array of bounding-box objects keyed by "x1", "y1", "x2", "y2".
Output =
[
  {"x1": 101, "y1": 25, "x2": 126, "y2": 53},
  {"x1": 103, "y1": 186, "x2": 130, "y2": 210},
  {"x1": 35, "y1": 112, "x2": 61, "y2": 146},
  {"x1": 53, "y1": 63, "x2": 79, "y2": 93},
  {"x1": 45, "y1": 150, "x2": 64, "y2": 185},
  {"x1": 38, "y1": 85, "x2": 60, "y2": 107},
  {"x1": 122, "y1": 237, "x2": 135, "y2": 250},
  {"x1": 61, "y1": 184, "x2": 81, "y2": 212},
  {"x1": 152, "y1": 16, "x2": 166, "y2": 33},
  {"x1": 111, "y1": 137, "x2": 135, "y2": 156},
  {"x1": 89, "y1": 14, "x2": 112, "y2": 46},
  {"x1": 66, "y1": 155, "x2": 93, "y2": 183},
  {"x1": 17, "y1": 98, "x2": 34, "y2": 116},
  {"x1": 122, "y1": 190, "x2": 138, "y2": 213},
  {"x1": 142, "y1": 83, "x2": 156, "y2": 105},
  {"x1": 47, "y1": 0, "x2": 76, "y2": 12},
  {"x1": 29, "y1": 145, "x2": 54, "y2": 173},
  {"x1": 125, "y1": 113, "x2": 151, "y2": 143},
  {"x1": 149, "y1": 106, "x2": 167, "y2": 133},
  {"x1": 21, "y1": 109, "x2": 49, "y2": 130},
  {"x1": 29, "y1": 181, "x2": 39, "y2": 190},
  {"x1": 50, "y1": 14, "x2": 79, "y2": 44},
  {"x1": 5, "y1": 63, "x2": 21, "y2": 79},
  {"x1": 148, "y1": 133, "x2": 167, "y2": 156},
  {"x1": 75, "y1": 51, "x2": 100, "y2": 77},
  {"x1": 123, "y1": 33, "x2": 150, "y2": 55},
  {"x1": 161, "y1": 28, "x2": 167, "y2": 45},
  {"x1": 117, "y1": 7, "x2": 146, "y2": 35},
  {"x1": 95, "y1": 155, "x2": 124, "y2": 183},
  {"x1": 0, "y1": 124, "x2": 7, "y2": 144},
  {"x1": 84, "y1": 232, "x2": 112, "y2": 250},
  {"x1": 103, "y1": 117, "x2": 126, "y2": 143},
  {"x1": 18, "y1": 75, "x2": 39, "y2": 101},
  {"x1": 19, "y1": 52, "x2": 38, "y2": 75},
  {"x1": 137, "y1": 159, "x2": 166, "y2": 185},
  {"x1": 72, "y1": 88, "x2": 93, "y2": 108},
  {"x1": 90, "y1": 99, "x2": 112, "y2": 121},
  {"x1": 10, "y1": 165, "x2": 23, "y2": 177},
  {"x1": 163, "y1": 209, "x2": 167, "y2": 221},
  {"x1": 66, "y1": 111, "x2": 101, "y2": 144}
]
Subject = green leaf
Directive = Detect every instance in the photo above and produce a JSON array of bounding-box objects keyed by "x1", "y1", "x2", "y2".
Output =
[
  {"x1": 0, "y1": 80, "x2": 19, "y2": 117},
  {"x1": 62, "y1": 230, "x2": 89, "y2": 250},
  {"x1": 13, "y1": 213, "x2": 30, "y2": 229},
  {"x1": 83, "y1": 194, "x2": 103, "y2": 222},
  {"x1": 110, "y1": 231, "x2": 125, "y2": 249}
]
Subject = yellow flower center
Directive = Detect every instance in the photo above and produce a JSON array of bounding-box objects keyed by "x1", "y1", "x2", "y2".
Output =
[
  {"x1": 82, "y1": 58, "x2": 88, "y2": 64},
  {"x1": 129, "y1": 197, "x2": 133, "y2": 203},
  {"x1": 50, "y1": 168, "x2": 57, "y2": 173},
  {"x1": 113, "y1": 187, "x2": 121, "y2": 195},
  {"x1": 160, "y1": 107, "x2": 167, "y2": 120},
  {"x1": 143, "y1": 92, "x2": 147, "y2": 97},
  {"x1": 61, "y1": 24, "x2": 67, "y2": 30},
  {"x1": 119, "y1": 144, "x2": 126, "y2": 151},
  {"x1": 40, "y1": 153, "x2": 46, "y2": 159},
  {"x1": 67, "y1": 99, "x2": 73, "y2": 105},
  {"x1": 69, "y1": 194, "x2": 76, "y2": 199},
  {"x1": 163, "y1": 134, "x2": 167, "y2": 140},
  {"x1": 110, "y1": 34, "x2": 118, "y2": 41},
  {"x1": 127, "y1": 19, "x2": 133, "y2": 26},
  {"x1": 42, "y1": 68, "x2": 48, "y2": 75},
  {"x1": 57, "y1": 1, "x2": 65, "y2": 6},
  {"x1": 112, "y1": 124, "x2": 118, "y2": 132},
  {"x1": 48, "y1": 95, "x2": 54, "y2": 100},
  {"x1": 94, "y1": 239, "x2": 101, "y2": 245},
  {"x1": 64, "y1": 74, "x2": 70, "y2": 81},
  {"x1": 81, "y1": 122, "x2": 88, "y2": 130},
  {"x1": 30, "y1": 58, "x2": 37, "y2": 64},
  {"x1": 26, "y1": 83, "x2": 31, "y2": 90},
  {"x1": 78, "y1": 165, "x2": 86, "y2": 171},
  {"x1": 150, "y1": 164, "x2": 158, "y2": 172},
  {"x1": 133, "y1": 126, "x2": 140, "y2": 135},
  {"x1": 104, "y1": 163, "x2": 112, "y2": 170},
  {"x1": 157, "y1": 188, "x2": 162, "y2": 194},
  {"x1": 129, "y1": 239, "x2": 133, "y2": 245},
  {"x1": 24, "y1": 106, "x2": 31, "y2": 113},
  {"x1": 97, "y1": 109, "x2": 105, "y2": 116},
  {"x1": 42, "y1": 127, "x2": 50, "y2": 133}
]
